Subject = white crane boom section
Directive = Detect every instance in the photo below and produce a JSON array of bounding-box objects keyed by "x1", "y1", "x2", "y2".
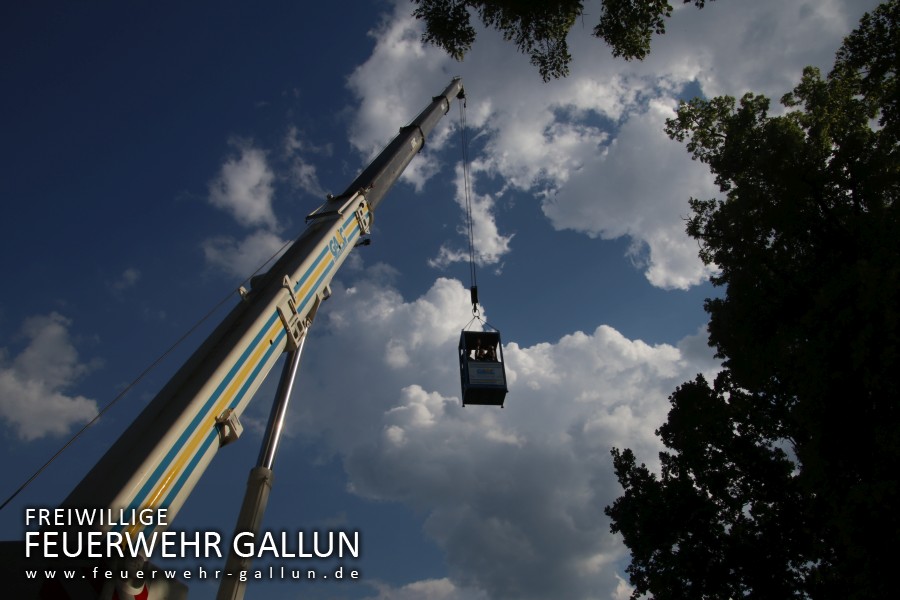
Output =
[{"x1": 59, "y1": 78, "x2": 465, "y2": 538}]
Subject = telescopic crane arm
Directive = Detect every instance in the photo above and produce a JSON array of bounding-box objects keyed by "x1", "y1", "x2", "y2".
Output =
[{"x1": 59, "y1": 77, "x2": 465, "y2": 540}]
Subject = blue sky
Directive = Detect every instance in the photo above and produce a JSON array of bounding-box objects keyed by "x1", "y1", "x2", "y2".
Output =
[{"x1": 0, "y1": 1, "x2": 881, "y2": 598}]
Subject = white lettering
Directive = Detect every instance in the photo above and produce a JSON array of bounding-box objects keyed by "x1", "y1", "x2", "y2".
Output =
[{"x1": 233, "y1": 532, "x2": 254, "y2": 558}]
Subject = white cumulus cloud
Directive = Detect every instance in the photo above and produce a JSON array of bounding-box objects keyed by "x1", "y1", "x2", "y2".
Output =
[
  {"x1": 429, "y1": 161, "x2": 513, "y2": 269},
  {"x1": 291, "y1": 266, "x2": 719, "y2": 599},
  {"x1": 347, "y1": 0, "x2": 879, "y2": 290},
  {"x1": 363, "y1": 577, "x2": 489, "y2": 600},
  {"x1": 540, "y1": 99, "x2": 719, "y2": 289},
  {"x1": 0, "y1": 313, "x2": 99, "y2": 440},
  {"x1": 284, "y1": 125, "x2": 328, "y2": 199},
  {"x1": 207, "y1": 139, "x2": 277, "y2": 230},
  {"x1": 202, "y1": 229, "x2": 290, "y2": 281}
]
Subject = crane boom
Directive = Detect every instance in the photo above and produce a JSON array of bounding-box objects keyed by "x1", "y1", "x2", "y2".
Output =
[{"x1": 59, "y1": 78, "x2": 465, "y2": 539}]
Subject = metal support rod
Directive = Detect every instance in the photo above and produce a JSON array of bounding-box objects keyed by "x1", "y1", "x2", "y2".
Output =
[
  {"x1": 258, "y1": 340, "x2": 304, "y2": 469},
  {"x1": 215, "y1": 466, "x2": 273, "y2": 600},
  {"x1": 216, "y1": 338, "x2": 306, "y2": 600}
]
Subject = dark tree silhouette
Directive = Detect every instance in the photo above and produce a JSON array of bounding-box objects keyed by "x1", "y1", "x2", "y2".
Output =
[
  {"x1": 606, "y1": 1, "x2": 900, "y2": 598},
  {"x1": 410, "y1": 0, "x2": 709, "y2": 81}
]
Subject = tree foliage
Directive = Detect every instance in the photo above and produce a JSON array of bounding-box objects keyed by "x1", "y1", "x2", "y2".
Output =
[
  {"x1": 410, "y1": 0, "x2": 709, "y2": 81},
  {"x1": 606, "y1": 1, "x2": 900, "y2": 598}
]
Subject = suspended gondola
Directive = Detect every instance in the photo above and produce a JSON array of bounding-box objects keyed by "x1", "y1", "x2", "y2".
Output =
[{"x1": 459, "y1": 317, "x2": 508, "y2": 407}]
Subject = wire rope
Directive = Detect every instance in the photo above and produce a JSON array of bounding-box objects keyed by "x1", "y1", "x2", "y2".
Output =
[{"x1": 458, "y1": 92, "x2": 479, "y2": 317}]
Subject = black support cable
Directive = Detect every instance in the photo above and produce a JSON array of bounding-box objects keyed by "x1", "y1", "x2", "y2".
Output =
[{"x1": 458, "y1": 94, "x2": 479, "y2": 316}]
